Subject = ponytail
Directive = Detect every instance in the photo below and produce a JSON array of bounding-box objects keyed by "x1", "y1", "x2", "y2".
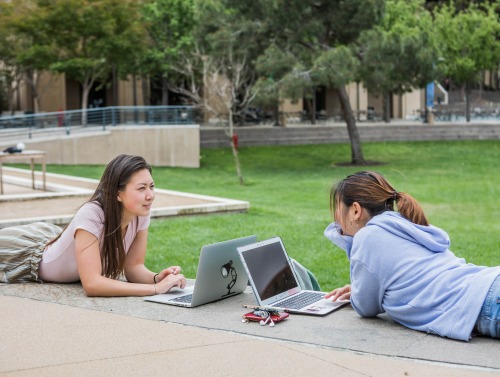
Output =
[
  {"x1": 333, "y1": 171, "x2": 429, "y2": 226},
  {"x1": 394, "y1": 192, "x2": 428, "y2": 226}
]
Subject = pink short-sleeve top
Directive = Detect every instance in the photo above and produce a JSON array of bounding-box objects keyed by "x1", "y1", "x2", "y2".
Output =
[{"x1": 38, "y1": 201, "x2": 150, "y2": 282}]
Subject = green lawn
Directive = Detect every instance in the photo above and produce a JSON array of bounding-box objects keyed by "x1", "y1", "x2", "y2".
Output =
[{"x1": 44, "y1": 140, "x2": 500, "y2": 291}]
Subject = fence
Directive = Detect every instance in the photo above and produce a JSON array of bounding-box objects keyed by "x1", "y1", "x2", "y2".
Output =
[{"x1": 0, "y1": 106, "x2": 195, "y2": 140}]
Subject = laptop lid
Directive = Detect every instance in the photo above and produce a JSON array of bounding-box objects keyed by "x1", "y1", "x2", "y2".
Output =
[
  {"x1": 238, "y1": 237, "x2": 349, "y2": 315},
  {"x1": 237, "y1": 236, "x2": 303, "y2": 307},
  {"x1": 189, "y1": 234, "x2": 257, "y2": 306},
  {"x1": 145, "y1": 235, "x2": 257, "y2": 307}
]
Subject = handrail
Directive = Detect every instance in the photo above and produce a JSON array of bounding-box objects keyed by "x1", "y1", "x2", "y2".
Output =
[{"x1": 0, "y1": 106, "x2": 195, "y2": 140}]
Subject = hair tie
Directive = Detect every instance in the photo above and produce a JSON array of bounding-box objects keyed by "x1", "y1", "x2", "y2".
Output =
[{"x1": 391, "y1": 191, "x2": 399, "y2": 200}]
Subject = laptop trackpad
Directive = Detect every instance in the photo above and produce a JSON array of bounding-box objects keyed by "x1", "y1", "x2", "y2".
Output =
[
  {"x1": 302, "y1": 298, "x2": 349, "y2": 314},
  {"x1": 146, "y1": 285, "x2": 194, "y2": 304}
]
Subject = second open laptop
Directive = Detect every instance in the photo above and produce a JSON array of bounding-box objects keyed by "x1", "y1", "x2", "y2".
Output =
[
  {"x1": 237, "y1": 236, "x2": 349, "y2": 316},
  {"x1": 145, "y1": 235, "x2": 257, "y2": 307}
]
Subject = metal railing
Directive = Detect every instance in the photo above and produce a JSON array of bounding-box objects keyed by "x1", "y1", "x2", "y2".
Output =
[{"x1": 0, "y1": 106, "x2": 195, "y2": 140}]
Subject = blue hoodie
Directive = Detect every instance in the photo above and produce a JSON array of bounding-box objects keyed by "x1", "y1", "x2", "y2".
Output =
[{"x1": 324, "y1": 211, "x2": 500, "y2": 341}]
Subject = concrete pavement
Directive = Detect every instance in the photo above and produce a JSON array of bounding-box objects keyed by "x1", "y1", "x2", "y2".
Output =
[
  {"x1": 0, "y1": 167, "x2": 249, "y2": 228},
  {"x1": 1, "y1": 282, "x2": 499, "y2": 377}
]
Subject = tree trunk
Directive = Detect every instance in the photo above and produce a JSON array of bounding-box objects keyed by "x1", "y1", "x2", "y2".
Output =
[
  {"x1": 81, "y1": 84, "x2": 90, "y2": 126},
  {"x1": 6, "y1": 76, "x2": 18, "y2": 115},
  {"x1": 132, "y1": 74, "x2": 137, "y2": 106},
  {"x1": 161, "y1": 76, "x2": 169, "y2": 106},
  {"x1": 226, "y1": 110, "x2": 244, "y2": 185},
  {"x1": 132, "y1": 74, "x2": 138, "y2": 123},
  {"x1": 356, "y1": 82, "x2": 360, "y2": 121},
  {"x1": 141, "y1": 75, "x2": 150, "y2": 106},
  {"x1": 336, "y1": 86, "x2": 365, "y2": 164},
  {"x1": 383, "y1": 92, "x2": 391, "y2": 123},
  {"x1": 310, "y1": 90, "x2": 317, "y2": 125},
  {"x1": 465, "y1": 84, "x2": 471, "y2": 123},
  {"x1": 231, "y1": 137, "x2": 244, "y2": 186},
  {"x1": 27, "y1": 76, "x2": 40, "y2": 113},
  {"x1": 479, "y1": 71, "x2": 484, "y2": 100},
  {"x1": 112, "y1": 65, "x2": 118, "y2": 106},
  {"x1": 27, "y1": 71, "x2": 40, "y2": 113},
  {"x1": 33, "y1": 94, "x2": 40, "y2": 114},
  {"x1": 274, "y1": 104, "x2": 280, "y2": 126}
]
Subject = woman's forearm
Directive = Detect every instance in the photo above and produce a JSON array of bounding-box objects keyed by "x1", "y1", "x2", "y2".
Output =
[
  {"x1": 124, "y1": 263, "x2": 156, "y2": 284},
  {"x1": 82, "y1": 274, "x2": 156, "y2": 297}
]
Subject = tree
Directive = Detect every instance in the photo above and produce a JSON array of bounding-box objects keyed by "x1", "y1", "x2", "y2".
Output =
[
  {"x1": 140, "y1": 0, "x2": 196, "y2": 106},
  {"x1": 356, "y1": 0, "x2": 439, "y2": 123},
  {"x1": 0, "y1": 0, "x2": 61, "y2": 113},
  {"x1": 11, "y1": 0, "x2": 146, "y2": 122},
  {"x1": 433, "y1": 1, "x2": 500, "y2": 121},
  {"x1": 253, "y1": 45, "x2": 306, "y2": 126},
  {"x1": 175, "y1": 48, "x2": 258, "y2": 185},
  {"x1": 238, "y1": 0, "x2": 386, "y2": 164},
  {"x1": 171, "y1": 0, "x2": 266, "y2": 185},
  {"x1": 0, "y1": 1, "x2": 28, "y2": 114}
]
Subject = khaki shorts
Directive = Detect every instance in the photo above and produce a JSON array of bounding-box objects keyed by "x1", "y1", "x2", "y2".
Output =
[{"x1": 0, "y1": 222, "x2": 62, "y2": 283}]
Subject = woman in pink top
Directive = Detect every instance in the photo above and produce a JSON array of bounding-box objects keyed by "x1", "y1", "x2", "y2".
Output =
[{"x1": 0, "y1": 154, "x2": 186, "y2": 297}]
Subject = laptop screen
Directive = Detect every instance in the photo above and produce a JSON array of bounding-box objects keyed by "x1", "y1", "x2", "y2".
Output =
[{"x1": 239, "y1": 238, "x2": 298, "y2": 301}]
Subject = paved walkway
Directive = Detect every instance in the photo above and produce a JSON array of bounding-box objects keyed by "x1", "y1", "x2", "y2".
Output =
[
  {"x1": 0, "y1": 167, "x2": 249, "y2": 228},
  {"x1": 1, "y1": 282, "x2": 499, "y2": 376}
]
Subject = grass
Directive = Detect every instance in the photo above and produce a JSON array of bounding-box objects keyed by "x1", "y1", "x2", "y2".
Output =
[{"x1": 42, "y1": 140, "x2": 500, "y2": 291}]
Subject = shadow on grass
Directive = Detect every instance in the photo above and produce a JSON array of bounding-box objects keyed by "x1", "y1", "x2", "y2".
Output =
[{"x1": 334, "y1": 160, "x2": 386, "y2": 167}]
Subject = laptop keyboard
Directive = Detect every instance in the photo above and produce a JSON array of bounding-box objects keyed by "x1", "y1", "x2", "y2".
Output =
[
  {"x1": 273, "y1": 292, "x2": 325, "y2": 310},
  {"x1": 170, "y1": 294, "x2": 193, "y2": 303}
]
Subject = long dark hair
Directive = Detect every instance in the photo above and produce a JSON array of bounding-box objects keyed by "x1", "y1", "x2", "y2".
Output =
[
  {"x1": 330, "y1": 171, "x2": 429, "y2": 226},
  {"x1": 47, "y1": 154, "x2": 152, "y2": 279}
]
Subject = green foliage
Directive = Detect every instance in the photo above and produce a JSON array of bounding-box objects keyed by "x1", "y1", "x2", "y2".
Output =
[
  {"x1": 250, "y1": 0, "x2": 386, "y2": 102},
  {"x1": 433, "y1": 1, "x2": 500, "y2": 86},
  {"x1": 312, "y1": 46, "x2": 359, "y2": 88},
  {"x1": 0, "y1": 2, "x2": 16, "y2": 61},
  {"x1": 193, "y1": 0, "x2": 263, "y2": 65},
  {"x1": 0, "y1": 78, "x2": 5, "y2": 112},
  {"x1": 140, "y1": 0, "x2": 196, "y2": 79},
  {"x1": 7, "y1": 0, "x2": 147, "y2": 104},
  {"x1": 0, "y1": 1, "x2": 34, "y2": 101},
  {"x1": 356, "y1": 0, "x2": 439, "y2": 95},
  {"x1": 253, "y1": 45, "x2": 303, "y2": 105},
  {"x1": 45, "y1": 140, "x2": 500, "y2": 290}
]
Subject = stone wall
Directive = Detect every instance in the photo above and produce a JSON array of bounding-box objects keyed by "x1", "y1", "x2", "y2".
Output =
[
  {"x1": 200, "y1": 123, "x2": 500, "y2": 148},
  {"x1": 6, "y1": 125, "x2": 200, "y2": 167}
]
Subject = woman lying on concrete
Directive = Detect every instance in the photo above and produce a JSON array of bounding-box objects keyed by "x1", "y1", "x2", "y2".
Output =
[
  {"x1": 0, "y1": 154, "x2": 186, "y2": 296},
  {"x1": 324, "y1": 171, "x2": 499, "y2": 341}
]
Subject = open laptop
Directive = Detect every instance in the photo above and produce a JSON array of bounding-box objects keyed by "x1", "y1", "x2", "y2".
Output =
[
  {"x1": 237, "y1": 236, "x2": 349, "y2": 315},
  {"x1": 145, "y1": 235, "x2": 257, "y2": 307}
]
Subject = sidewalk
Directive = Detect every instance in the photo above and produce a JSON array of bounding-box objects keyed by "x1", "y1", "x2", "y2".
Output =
[
  {"x1": 1, "y1": 282, "x2": 498, "y2": 376},
  {"x1": 0, "y1": 167, "x2": 249, "y2": 228}
]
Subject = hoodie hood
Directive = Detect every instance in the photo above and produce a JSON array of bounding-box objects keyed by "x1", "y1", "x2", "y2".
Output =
[{"x1": 365, "y1": 211, "x2": 450, "y2": 253}]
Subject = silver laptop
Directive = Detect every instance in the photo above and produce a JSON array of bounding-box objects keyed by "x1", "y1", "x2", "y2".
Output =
[
  {"x1": 145, "y1": 235, "x2": 257, "y2": 307},
  {"x1": 237, "y1": 236, "x2": 349, "y2": 315}
]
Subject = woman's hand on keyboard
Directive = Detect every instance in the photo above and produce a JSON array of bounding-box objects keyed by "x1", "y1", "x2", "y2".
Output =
[
  {"x1": 156, "y1": 273, "x2": 186, "y2": 294},
  {"x1": 324, "y1": 284, "x2": 351, "y2": 302}
]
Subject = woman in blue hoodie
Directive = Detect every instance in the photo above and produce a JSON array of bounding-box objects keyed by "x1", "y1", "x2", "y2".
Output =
[{"x1": 324, "y1": 171, "x2": 499, "y2": 341}]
